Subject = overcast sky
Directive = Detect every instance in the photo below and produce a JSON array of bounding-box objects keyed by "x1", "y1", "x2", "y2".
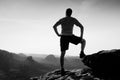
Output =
[{"x1": 0, "y1": 0, "x2": 120, "y2": 56}]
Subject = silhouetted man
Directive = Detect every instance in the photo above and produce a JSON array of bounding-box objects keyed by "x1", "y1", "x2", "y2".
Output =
[{"x1": 53, "y1": 8, "x2": 86, "y2": 75}]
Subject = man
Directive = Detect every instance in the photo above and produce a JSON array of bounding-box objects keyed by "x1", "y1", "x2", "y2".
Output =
[{"x1": 53, "y1": 8, "x2": 86, "y2": 75}]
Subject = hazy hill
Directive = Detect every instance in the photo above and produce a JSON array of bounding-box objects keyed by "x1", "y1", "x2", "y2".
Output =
[
  {"x1": 0, "y1": 49, "x2": 54, "y2": 80},
  {"x1": 35, "y1": 54, "x2": 87, "y2": 70},
  {"x1": 18, "y1": 53, "x2": 27, "y2": 57},
  {"x1": 28, "y1": 53, "x2": 86, "y2": 70},
  {"x1": 28, "y1": 54, "x2": 48, "y2": 62}
]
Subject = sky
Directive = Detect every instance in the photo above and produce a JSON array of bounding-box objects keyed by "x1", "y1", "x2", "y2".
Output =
[{"x1": 0, "y1": 0, "x2": 120, "y2": 56}]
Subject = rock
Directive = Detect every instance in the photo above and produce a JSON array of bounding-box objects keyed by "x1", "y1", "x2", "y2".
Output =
[
  {"x1": 41, "y1": 69, "x2": 103, "y2": 80},
  {"x1": 82, "y1": 49, "x2": 120, "y2": 79}
]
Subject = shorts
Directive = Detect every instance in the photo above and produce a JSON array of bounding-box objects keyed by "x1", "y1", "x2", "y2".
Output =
[{"x1": 60, "y1": 35, "x2": 82, "y2": 51}]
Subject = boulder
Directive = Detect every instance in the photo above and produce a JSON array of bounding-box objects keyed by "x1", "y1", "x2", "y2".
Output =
[{"x1": 82, "y1": 49, "x2": 120, "y2": 79}]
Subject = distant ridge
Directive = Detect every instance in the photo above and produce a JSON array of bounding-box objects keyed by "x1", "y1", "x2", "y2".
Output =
[{"x1": 0, "y1": 49, "x2": 55, "y2": 80}]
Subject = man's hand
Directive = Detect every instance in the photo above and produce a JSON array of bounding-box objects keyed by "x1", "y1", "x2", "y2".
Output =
[{"x1": 58, "y1": 34, "x2": 61, "y2": 37}]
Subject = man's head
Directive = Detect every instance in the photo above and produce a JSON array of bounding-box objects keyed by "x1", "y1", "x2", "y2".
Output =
[{"x1": 66, "y1": 8, "x2": 72, "y2": 17}]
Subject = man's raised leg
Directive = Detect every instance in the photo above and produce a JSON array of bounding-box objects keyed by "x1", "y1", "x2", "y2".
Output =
[{"x1": 80, "y1": 39, "x2": 86, "y2": 58}]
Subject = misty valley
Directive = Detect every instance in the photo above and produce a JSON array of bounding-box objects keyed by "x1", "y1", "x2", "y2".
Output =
[{"x1": 0, "y1": 49, "x2": 86, "y2": 80}]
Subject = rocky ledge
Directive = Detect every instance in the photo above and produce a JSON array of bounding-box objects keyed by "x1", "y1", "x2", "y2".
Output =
[
  {"x1": 82, "y1": 49, "x2": 120, "y2": 80},
  {"x1": 36, "y1": 49, "x2": 120, "y2": 80},
  {"x1": 41, "y1": 68, "x2": 103, "y2": 80}
]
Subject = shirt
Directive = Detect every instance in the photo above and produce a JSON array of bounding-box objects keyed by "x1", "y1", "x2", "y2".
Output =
[{"x1": 57, "y1": 16, "x2": 82, "y2": 36}]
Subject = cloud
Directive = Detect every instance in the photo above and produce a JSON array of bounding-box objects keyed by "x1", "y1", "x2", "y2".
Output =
[
  {"x1": 68, "y1": 0, "x2": 85, "y2": 3},
  {"x1": 95, "y1": 0, "x2": 120, "y2": 5},
  {"x1": 92, "y1": 0, "x2": 120, "y2": 13},
  {"x1": 69, "y1": 0, "x2": 120, "y2": 9},
  {"x1": 75, "y1": 0, "x2": 120, "y2": 5},
  {"x1": 91, "y1": 0, "x2": 120, "y2": 8}
]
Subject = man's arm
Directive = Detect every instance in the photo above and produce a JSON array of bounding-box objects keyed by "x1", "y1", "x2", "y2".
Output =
[
  {"x1": 53, "y1": 20, "x2": 61, "y2": 37},
  {"x1": 80, "y1": 25, "x2": 84, "y2": 39},
  {"x1": 74, "y1": 19, "x2": 84, "y2": 38}
]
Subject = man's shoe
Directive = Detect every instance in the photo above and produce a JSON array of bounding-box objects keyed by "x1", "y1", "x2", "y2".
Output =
[{"x1": 80, "y1": 51, "x2": 86, "y2": 58}]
